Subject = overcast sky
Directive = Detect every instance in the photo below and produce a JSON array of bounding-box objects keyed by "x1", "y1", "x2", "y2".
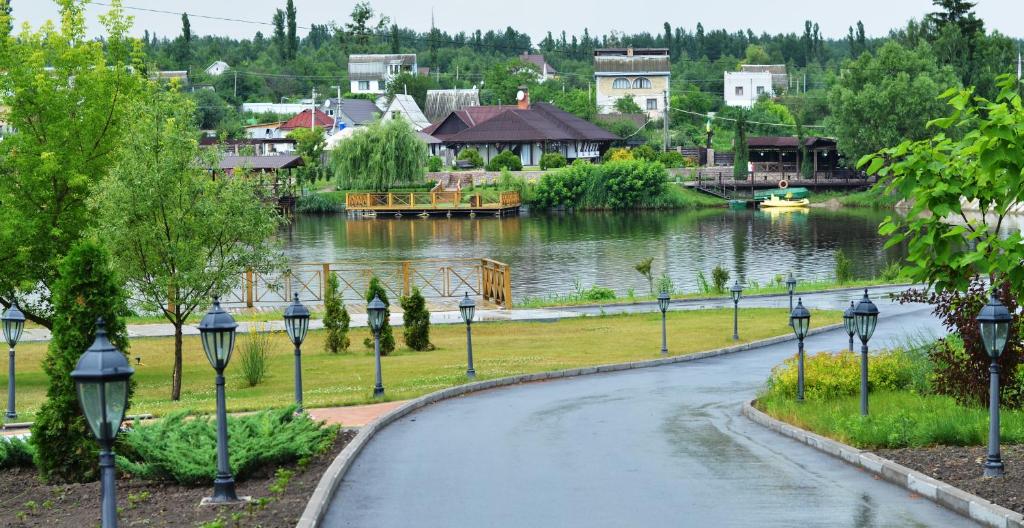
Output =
[{"x1": 9, "y1": 1, "x2": 1024, "y2": 42}]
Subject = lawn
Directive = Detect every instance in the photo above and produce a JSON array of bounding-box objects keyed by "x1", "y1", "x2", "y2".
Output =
[{"x1": 6, "y1": 308, "x2": 839, "y2": 422}]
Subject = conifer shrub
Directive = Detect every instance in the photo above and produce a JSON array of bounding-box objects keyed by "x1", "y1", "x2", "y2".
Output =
[
  {"x1": 539, "y1": 152, "x2": 567, "y2": 170},
  {"x1": 363, "y1": 276, "x2": 395, "y2": 355},
  {"x1": 323, "y1": 272, "x2": 351, "y2": 353},
  {"x1": 427, "y1": 155, "x2": 444, "y2": 172},
  {"x1": 401, "y1": 287, "x2": 433, "y2": 351},
  {"x1": 0, "y1": 437, "x2": 35, "y2": 470},
  {"x1": 485, "y1": 149, "x2": 523, "y2": 172},
  {"x1": 711, "y1": 265, "x2": 730, "y2": 293}
]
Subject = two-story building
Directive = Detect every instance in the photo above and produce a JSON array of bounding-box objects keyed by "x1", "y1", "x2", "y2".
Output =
[
  {"x1": 347, "y1": 54, "x2": 418, "y2": 95},
  {"x1": 594, "y1": 48, "x2": 670, "y2": 119},
  {"x1": 724, "y1": 65, "x2": 788, "y2": 108}
]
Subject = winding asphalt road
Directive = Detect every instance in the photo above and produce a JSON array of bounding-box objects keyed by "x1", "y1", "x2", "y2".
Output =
[{"x1": 324, "y1": 292, "x2": 978, "y2": 527}]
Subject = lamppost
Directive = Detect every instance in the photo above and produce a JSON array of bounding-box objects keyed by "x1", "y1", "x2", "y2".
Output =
[
  {"x1": 977, "y1": 293, "x2": 1011, "y2": 478},
  {"x1": 730, "y1": 280, "x2": 744, "y2": 341},
  {"x1": 70, "y1": 319, "x2": 133, "y2": 528},
  {"x1": 790, "y1": 298, "x2": 811, "y2": 402},
  {"x1": 198, "y1": 298, "x2": 242, "y2": 503},
  {"x1": 2, "y1": 301, "x2": 25, "y2": 420},
  {"x1": 459, "y1": 293, "x2": 476, "y2": 379},
  {"x1": 367, "y1": 295, "x2": 387, "y2": 397},
  {"x1": 786, "y1": 273, "x2": 797, "y2": 327},
  {"x1": 843, "y1": 301, "x2": 856, "y2": 353},
  {"x1": 658, "y1": 290, "x2": 670, "y2": 356},
  {"x1": 854, "y1": 289, "x2": 879, "y2": 416},
  {"x1": 283, "y1": 293, "x2": 310, "y2": 412}
]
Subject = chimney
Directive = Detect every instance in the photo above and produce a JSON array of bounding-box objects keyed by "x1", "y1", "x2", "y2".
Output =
[
  {"x1": 627, "y1": 47, "x2": 634, "y2": 57},
  {"x1": 516, "y1": 85, "x2": 530, "y2": 110}
]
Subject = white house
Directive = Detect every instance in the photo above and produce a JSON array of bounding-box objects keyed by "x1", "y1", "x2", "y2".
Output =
[
  {"x1": 520, "y1": 53, "x2": 557, "y2": 82},
  {"x1": 380, "y1": 94, "x2": 431, "y2": 130},
  {"x1": 347, "y1": 54, "x2": 417, "y2": 95},
  {"x1": 724, "y1": 65, "x2": 788, "y2": 108},
  {"x1": 205, "y1": 60, "x2": 230, "y2": 76},
  {"x1": 594, "y1": 48, "x2": 670, "y2": 119}
]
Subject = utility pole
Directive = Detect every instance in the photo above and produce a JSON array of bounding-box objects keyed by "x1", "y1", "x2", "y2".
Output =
[
  {"x1": 310, "y1": 87, "x2": 317, "y2": 130},
  {"x1": 663, "y1": 89, "x2": 670, "y2": 152},
  {"x1": 233, "y1": 71, "x2": 237, "y2": 98},
  {"x1": 330, "y1": 85, "x2": 341, "y2": 132}
]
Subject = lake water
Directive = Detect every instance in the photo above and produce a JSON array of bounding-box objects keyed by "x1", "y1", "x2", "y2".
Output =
[{"x1": 278, "y1": 208, "x2": 904, "y2": 301}]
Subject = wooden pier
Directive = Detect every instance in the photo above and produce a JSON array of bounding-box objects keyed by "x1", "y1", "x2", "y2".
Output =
[
  {"x1": 686, "y1": 168, "x2": 876, "y2": 201},
  {"x1": 345, "y1": 191, "x2": 521, "y2": 217}
]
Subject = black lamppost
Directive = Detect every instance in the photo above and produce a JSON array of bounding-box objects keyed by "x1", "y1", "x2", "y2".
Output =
[
  {"x1": 2, "y1": 302, "x2": 25, "y2": 420},
  {"x1": 977, "y1": 293, "x2": 1012, "y2": 478},
  {"x1": 843, "y1": 301, "x2": 856, "y2": 353},
  {"x1": 198, "y1": 298, "x2": 242, "y2": 503},
  {"x1": 658, "y1": 290, "x2": 670, "y2": 356},
  {"x1": 70, "y1": 319, "x2": 133, "y2": 528},
  {"x1": 283, "y1": 293, "x2": 310, "y2": 412},
  {"x1": 786, "y1": 273, "x2": 797, "y2": 327},
  {"x1": 854, "y1": 289, "x2": 879, "y2": 416},
  {"x1": 459, "y1": 293, "x2": 476, "y2": 379},
  {"x1": 367, "y1": 295, "x2": 387, "y2": 397},
  {"x1": 790, "y1": 298, "x2": 811, "y2": 402},
  {"x1": 730, "y1": 280, "x2": 744, "y2": 341}
]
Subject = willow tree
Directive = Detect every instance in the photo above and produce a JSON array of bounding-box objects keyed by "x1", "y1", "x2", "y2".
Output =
[{"x1": 330, "y1": 119, "x2": 428, "y2": 191}]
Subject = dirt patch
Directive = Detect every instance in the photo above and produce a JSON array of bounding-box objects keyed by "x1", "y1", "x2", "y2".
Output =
[
  {"x1": 0, "y1": 429, "x2": 356, "y2": 527},
  {"x1": 878, "y1": 444, "x2": 1024, "y2": 514}
]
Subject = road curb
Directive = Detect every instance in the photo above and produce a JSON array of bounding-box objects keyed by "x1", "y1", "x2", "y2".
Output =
[
  {"x1": 297, "y1": 322, "x2": 842, "y2": 527},
  {"x1": 741, "y1": 400, "x2": 1024, "y2": 528}
]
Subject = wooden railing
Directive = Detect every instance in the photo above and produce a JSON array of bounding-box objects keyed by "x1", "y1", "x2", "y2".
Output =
[
  {"x1": 345, "y1": 191, "x2": 520, "y2": 210},
  {"x1": 224, "y1": 258, "x2": 513, "y2": 310}
]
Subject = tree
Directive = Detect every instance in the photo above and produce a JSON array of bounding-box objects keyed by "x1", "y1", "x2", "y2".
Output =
[
  {"x1": 385, "y1": 71, "x2": 440, "y2": 110},
  {"x1": 482, "y1": 59, "x2": 539, "y2": 105},
  {"x1": 285, "y1": 0, "x2": 297, "y2": 60},
  {"x1": 614, "y1": 96, "x2": 643, "y2": 114},
  {"x1": 31, "y1": 241, "x2": 130, "y2": 483},
  {"x1": 91, "y1": 88, "x2": 280, "y2": 401},
  {"x1": 401, "y1": 287, "x2": 433, "y2": 351},
  {"x1": 928, "y1": 0, "x2": 984, "y2": 37},
  {"x1": 331, "y1": 119, "x2": 427, "y2": 191},
  {"x1": 0, "y1": 0, "x2": 145, "y2": 328},
  {"x1": 733, "y1": 110, "x2": 749, "y2": 180},
  {"x1": 743, "y1": 44, "x2": 770, "y2": 64},
  {"x1": 288, "y1": 127, "x2": 327, "y2": 186},
  {"x1": 175, "y1": 12, "x2": 192, "y2": 66},
  {"x1": 485, "y1": 150, "x2": 522, "y2": 171},
  {"x1": 826, "y1": 41, "x2": 959, "y2": 162},
  {"x1": 272, "y1": 9, "x2": 286, "y2": 60},
  {"x1": 323, "y1": 272, "x2": 350, "y2": 353},
  {"x1": 346, "y1": 1, "x2": 388, "y2": 46},
  {"x1": 0, "y1": 0, "x2": 10, "y2": 37},
  {"x1": 364, "y1": 277, "x2": 395, "y2": 355}
]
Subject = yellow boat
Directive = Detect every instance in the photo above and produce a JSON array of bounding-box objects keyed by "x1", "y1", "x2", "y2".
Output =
[{"x1": 760, "y1": 195, "x2": 810, "y2": 208}]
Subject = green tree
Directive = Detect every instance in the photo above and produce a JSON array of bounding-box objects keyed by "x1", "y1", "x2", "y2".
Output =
[
  {"x1": 288, "y1": 127, "x2": 327, "y2": 186},
  {"x1": 485, "y1": 150, "x2": 523, "y2": 171},
  {"x1": 401, "y1": 287, "x2": 433, "y2": 351},
  {"x1": 733, "y1": 110, "x2": 749, "y2": 180},
  {"x1": 364, "y1": 277, "x2": 395, "y2": 355},
  {"x1": 743, "y1": 44, "x2": 771, "y2": 64},
  {"x1": 323, "y1": 272, "x2": 350, "y2": 353},
  {"x1": 385, "y1": 71, "x2": 440, "y2": 110},
  {"x1": 91, "y1": 88, "x2": 280, "y2": 401},
  {"x1": 31, "y1": 241, "x2": 130, "y2": 483},
  {"x1": 285, "y1": 0, "x2": 297, "y2": 60},
  {"x1": 175, "y1": 12, "x2": 191, "y2": 66},
  {"x1": 271, "y1": 9, "x2": 286, "y2": 60},
  {"x1": 482, "y1": 59, "x2": 539, "y2": 105},
  {"x1": 331, "y1": 119, "x2": 427, "y2": 191},
  {"x1": 614, "y1": 96, "x2": 643, "y2": 114},
  {"x1": 826, "y1": 41, "x2": 959, "y2": 162},
  {"x1": 0, "y1": 0, "x2": 145, "y2": 327},
  {"x1": 346, "y1": 1, "x2": 388, "y2": 46},
  {"x1": 456, "y1": 148, "x2": 484, "y2": 169}
]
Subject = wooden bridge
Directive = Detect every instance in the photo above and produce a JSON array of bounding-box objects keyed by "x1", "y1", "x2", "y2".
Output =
[
  {"x1": 223, "y1": 258, "x2": 513, "y2": 311},
  {"x1": 687, "y1": 167, "x2": 876, "y2": 201},
  {"x1": 345, "y1": 191, "x2": 521, "y2": 217}
]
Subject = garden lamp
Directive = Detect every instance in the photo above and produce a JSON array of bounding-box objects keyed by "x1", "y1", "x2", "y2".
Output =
[
  {"x1": 977, "y1": 292, "x2": 1012, "y2": 477},
  {"x1": 2, "y1": 301, "x2": 25, "y2": 419},
  {"x1": 658, "y1": 290, "x2": 670, "y2": 356},
  {"x1": 459, "y1": 292, "x2": 477, "y2": 379},
  {"x1": 843, "y1": 301, "x2": 856, "y2": 353},
  {"x1": 853, "y1": 289, "x2": 879, "y2": 416},
  {"x1": 789, "y1": 298, "x2": 811, "y2": 402},
  {"x1": 283, "y1": 293, "x2": 311, "y2": 412},
  {"x1": 197, "y1": 297, "x2": 243, "y2": 503},
  {"x1": 71, "y1": 318, "x2": 133, "y2": 528},
  {"x1": 730, "y1": 280, "x2": 744, "y2": 341},
  {"x1": 786, "y1": 273, "x2": 797, "y2": 326},
  {"x1": 368, "y1": 295, "x2": 387, "y2": 397}
]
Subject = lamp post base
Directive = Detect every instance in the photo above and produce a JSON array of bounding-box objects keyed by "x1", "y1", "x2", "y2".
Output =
[
  {"x1": 984, "y1": 461, "x2": 1005, "y2": 478},
  {"x1": 4, "y1": 412, "x2": 15, "y2": 420},
  {"x1": 466, "y1": 369, "x2": 476, "y2": 380},
  {"x1": 373, "y1": 386, "x2": 385, "y2": 398}
]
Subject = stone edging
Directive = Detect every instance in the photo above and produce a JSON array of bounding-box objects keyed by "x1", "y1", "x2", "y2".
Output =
[
  {"x1": 741, "y1": 401, "x2": 1024, "y2": 528},
  {"x1": 296, "y1": 323, "x2": 841, "y2": 527}
]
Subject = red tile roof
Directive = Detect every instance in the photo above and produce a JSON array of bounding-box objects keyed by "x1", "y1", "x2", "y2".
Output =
[{"x1": 280, "y1": 109, "x2": 334, "y2": 131}]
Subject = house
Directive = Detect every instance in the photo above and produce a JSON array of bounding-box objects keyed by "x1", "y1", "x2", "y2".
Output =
[
  {"x1": 747, "y1": 136, "x2": 838, "y2": 175},
  {"x1": 279, "y1": 109, "x2": 335, "y2": 134},
  {"x1": 322, "y1": 98, "x2": 381, "y2": 129},
  {"x1": 244, "y1": 121, "x2": 286, "y2": 140},
  {"x1": 151, "y1": 70, "x2": 189, "y2": 86},
  {"x1": 0, "y1": 105, "x2": 11, "y2": 140},
  {"x1": 725, "y1": 65, "x2": 788, "y2": 108},
  {"x1": 520, "y1": 53, "x2": 557, "y2": 82},
  {"x1": 425, "y1": 88, "x2": 480, "y2": 123},
  {"x1": 593, "y1": 48, "x2": 670, "y2": 119},
  {"x1": 347, "y1": 54, "x2": 418, "y2": 95},
  {"x1": 241, "y1": 102, "x2": 311, "y2": 115},
  {"x1": 200, "y1": 136, "x2": 296, "y2": 155},
  {"x1": 205, "y1": 60, "x2": 230, "y2": 76},
  {"x1": 380, "y1": 94, "x2": 431, "y2": 130},
  {"x1": 424, "y1": 87, "x2": 618, "y2": 165}
]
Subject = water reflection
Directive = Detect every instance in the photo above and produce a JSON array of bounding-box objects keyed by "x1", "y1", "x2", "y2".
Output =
[{"x1": 280, "y1": 208, "x2": 906, "y2": 300}]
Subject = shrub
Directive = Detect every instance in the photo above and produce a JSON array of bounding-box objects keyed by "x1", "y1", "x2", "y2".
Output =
[
  {"x1": 116, "y1": 407, "x2": 338, "y2": 485},
  {"x1": 606, "y1": 147, "x2": 633, "y2": 161},
  {"x1": 296, "y1": 192, "x2": 343, "y2": 214},
  {"x1": 456, "y1": 148, "x2": 483, "y2": 169},
  {"x1": 879, "y1": 260, "x2": 903, "y2": 282},
  {"x1": 711, "y1": 265, "x2": 730, "y2": 293},
  {"x1": 656, "y1": 273, "x2": 675, "y2": 295},
  {"x1": 696, "y1": 271, "x2": 712, "y2": 294},
  {"x1": 427, "y1": 155, "x2": 444, "y2": 172},
  {"x1": 533, "y1": 163, "x2": 590, "y2": 208},
  {"x1": 634, "y1": 257, "x2": 655, "y2": 296},
  {"x1": 401, "y1": 287, "x2": 433, "y2": 351},
  {"x1": 32, "y1": 241, "x2": 131, "y2": 483},
  {"x1": 631, "y1": 144, "x2": 657, "y2": 161},
  {"x1": 579, "y1": 285, "x2": 616, "y2": 301},
  {"x1": 497, "y1": 169, "x2": 534, "y2": 203},
  {"x1": 239, "y1": 324, "x2": 272, "y2": 387},
  {"x1": 323, "y1": 272, "x2": 350, "y2": 353},
  {"x1": 539, "y1": 152, "x2": 567, "y2": 170},
  {"x1": 658, "y1": 151, "x2": 686, "y2": 168},
  {"x1": 601, "y1": 160, "x2": 667, "y2": 208},
  {"x1": 0, "y1": 437, "x2": 35, "y2": 470},
  {"x1": 834, "y1": 249, "x2": 853, "y2": 284},
  {"x1": 485, "y1": 150, "x2": 523, "y2": 172},
  {"x1": 763, "y1": 348, "x2": 926, "y2": 402},
  {"x1": 363, "y1": 276, "x2": 395, "y2": 355}
]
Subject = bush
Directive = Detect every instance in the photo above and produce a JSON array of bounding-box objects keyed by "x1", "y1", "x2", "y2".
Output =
[
  {"x1": 834, "y1": 249, "x2": 853, "y2": 284},
  {"x1": 879, "y1": 260, "x2": 903, "y2": 282},
  {"x1": 363, "y1": 276, "x2": 395, "y2": 355},
  {"x1": 533, "y1": 163, "x2": 591, "y2": 208},
  {"x1": 658, "y1": 151, "x2": 686, "y2": 168},
  {"x1": 427, "y1": 155, "x2": 444, "y2": 172},
  {"x1": 323, "y1": 272, "x2": 350, "y2": 353},
  {"x1": 579, "y1": 285, "x2": 616, "y2": 301},
  {"x1": 539, "y1": 152, "x2": 567, "y2": 170},
  {"x1": 239, "y1": 325, "x2": 272, "y2": 387},
  {"x1": 605, "y1": 147, "x2": 633, "y2": 161},
  {"x1": 634, "y1": 257, "x2": 654, "y2": 296},
  {"x1": 0, "y1": 437, "x2": 35, "y2": 470},
  {"x1": 485, "y1": 149, "x2": 523, "y2": 172},
  {"x1": 763, "y1": 348, "x2": 927, "y2": 402},
  {"x1": 631, "y1": 144, "x2": 657, "y2": 161},
  {"x1": 32, "y1": 241, "x2": 131, "y2": 483},
  {"x1": 116, "y1": 407, "x2": 338, "y2": 485},
  {"x1": 401, "y1": 287, "x2": 433, "y2": 351},
  {"x1": 497, "y1": 169, "x2": 534, "y2": 203},
  {"x1": 711, "y1": 265, "x2": 730, "y2": 293},
  {"x1": 601, "y1": 160, "x2": 667, "y2": 208},
  {"x1": 456, "y1": 148, "x2": 483, "y2": 169},
  {"x1": 296, "y1": 192, "x2": 343, "y2": 214}
]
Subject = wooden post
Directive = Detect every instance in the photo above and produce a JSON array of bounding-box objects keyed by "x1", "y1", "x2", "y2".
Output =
[
  {"x1": 245, "y1": 270, "x2": 254, "y2": 308},
  {"x1": 388, "y1": 193, "x2": 393, "y2": 207},
  {"x1": 402, "y1": 261, "x2": 411, "y2": 297},
  {"x1": 503, "y1": 263, "x2": 512, "y2": 310},
  {"x1": 410, "y1": 193, "x2": 414, "y2": 208},
  {"x1": 322, "y1": 263, "x2": 331, "y2": 300},
  {"x1": 432, "y1": 192, "x2": 437, "y2": 206}
]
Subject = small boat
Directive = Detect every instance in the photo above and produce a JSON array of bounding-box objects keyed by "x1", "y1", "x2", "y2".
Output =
[{"x1": 760, "y1": 195, "x2": 810, "y2": 208}]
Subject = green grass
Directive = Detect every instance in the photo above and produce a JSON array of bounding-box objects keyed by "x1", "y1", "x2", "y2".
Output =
[
  {"x1": 809, "y1": 187, "x2": 901, "y2": 209},
  {"x1": 6, "y1": 308, "x2": 839, "y2": 422}
]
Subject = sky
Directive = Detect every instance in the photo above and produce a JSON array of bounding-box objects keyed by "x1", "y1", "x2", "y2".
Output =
[{"x1": 8, "y1": 0, "x2": 1024, "y2": 42}]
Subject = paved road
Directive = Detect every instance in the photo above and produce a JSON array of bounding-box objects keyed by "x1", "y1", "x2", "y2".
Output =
[{"x1": 323, "y1": 294, "x2": 978, "y2": 527}]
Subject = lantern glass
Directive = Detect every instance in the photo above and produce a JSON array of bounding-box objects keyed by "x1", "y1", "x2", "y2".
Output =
[
  {"x1": 853, "y1": 290, "x2": 879, "y2": 343},
  {"x1": 978, "y1": 294, "x2": 1012, "y2": 359},
  {"x1": 786, "y1": 273, "x2": 797, "y2": 295},
  {"x1": 657, "y1": 291, "x2": 670, "y2": 313},
  {"x1": 368, "y1": 296, "x2": 387, "y2": 333},
  {"x1": 76, "y1": 379, "x2": 129, "y2": 441},
  {"x1": 2, "y1": 303, "x2": 25, "y2": 348},
  {"x1": 789, "y1": 299, "x2": 811, "y2": 339},
  {"x1": 730, "y1": 281, "x2": 743, "y2": 303},
  {"x1": 198, "y1": 298, "x2": 238, "y2": 370},
  {"x1": 843, "y1": 302, "x2": 856, "y2": 337},
  {"x1": 283, "y1": 293, "x2": 311, "y2": 345},
  {"x1": 459, "y1": 293, "x2": 476, "y2": 324}
]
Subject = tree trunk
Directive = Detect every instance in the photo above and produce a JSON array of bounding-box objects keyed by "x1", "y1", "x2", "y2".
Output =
[{"x1": 171, "y1": 322, "x2": 183, "y2": 401}]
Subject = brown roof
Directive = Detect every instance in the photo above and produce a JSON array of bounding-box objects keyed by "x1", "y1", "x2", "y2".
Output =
[
  {"x1": 280, "y1": 109, "x2": 334, "y2": 131},
  {"x1": 520, "y1": 53, "x2": 556, "y2": 74},
  {"x1": 594, "y1": 50, "x2": 671, "y2": 74},
  {"x1": 217, "y1": 155, "x2": 304, "y2": 171},
  {"x1": 748, "y1": 136, "x2": 836, "y2": 149},
  {"x1": 441, "y1": 102, "x2": 619, "y2": 144}
]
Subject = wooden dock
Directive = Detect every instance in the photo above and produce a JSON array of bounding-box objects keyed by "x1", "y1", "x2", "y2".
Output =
[
  {"x1": 345, "y1": 191, "x2": 521, "y2": 217},
  {"x1": 686, "y1": 168, "x2": 876, "y2": 201}
]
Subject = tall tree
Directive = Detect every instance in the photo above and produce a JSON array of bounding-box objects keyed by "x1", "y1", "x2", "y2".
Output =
[
  {"x1": 177, "y1": 12, "x2": 191, "y2": 66},
  {"x1": 0, "y1": 0, "x2": 145, "y2": 327},
  {"x1": 272, "y1": 8, "x2": 286, "y2": 60},
  {"x1": 346, "y1": 1, "x2": 387, "y2": 46},
  {"x1": 0, "y1": 0, "x2": 10, "y2": 38},
  {"x1": 91, "y1": 88, "x2": 280, "y2": 401},
  {"x1": 330, "y1": 119, "x2": 427, "y2": 192},
  {"x1": 390, "y1": 23, "x2": 400, "y2": 53},
  {"x1": 928, "y1": 0, "x2": 984, "y2": 36},
  {"x1": 285, "y1": 0, "x2": 297, "y2": 60}
]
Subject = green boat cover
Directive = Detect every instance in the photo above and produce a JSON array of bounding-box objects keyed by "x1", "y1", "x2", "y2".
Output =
[{"x1": 754, "y1": 187, "x2": 810, "y2": 200}]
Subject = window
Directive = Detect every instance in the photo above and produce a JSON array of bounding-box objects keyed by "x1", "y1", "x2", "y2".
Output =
[
  {"x1": 358, "y1": 80, "x2": 370, "y2": 91},
  {"x1": 612, "y1": 78, "x2": 630, "y2": 89},
  {"x1": 646, "y1": 98, "x2": 658, "y2": 110},
  {"x1": 756, "y1": 86, "x2": 765, "y2": 95},
  {"x1": 633, "y1": 77, "x2": 652, "y2": 89},
  {"x1": 735, "y1": 86, "x2": 744, "y2": 96}
]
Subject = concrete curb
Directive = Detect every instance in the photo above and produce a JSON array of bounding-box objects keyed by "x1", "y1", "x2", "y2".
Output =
[
  {"x1": 741, "y1": 401, "x2": 1024, "y2": 528},
  {"x1": 296, "y1": 323, "x2": 842, "y2": 528}
]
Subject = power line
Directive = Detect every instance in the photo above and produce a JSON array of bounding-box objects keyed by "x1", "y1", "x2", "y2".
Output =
[{"x1": 668, "y1": 106, "x2": 827, "y2": 129}]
